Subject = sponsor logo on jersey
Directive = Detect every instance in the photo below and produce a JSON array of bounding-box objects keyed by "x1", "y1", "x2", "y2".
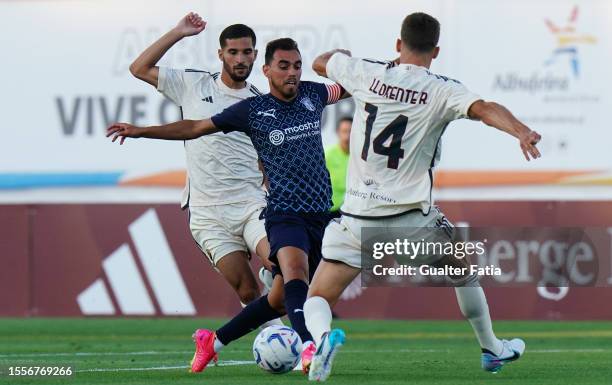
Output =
[
  {"x1": 201, "y1": 96, "x2": 214, "y2": 103},
  {"x1": 269, "y1": 130, "x2": 285, "y2": 145},
  {"x1": 257, "y1": 109, "x2": 277, "y2": 119},
  {"x1": 300, "y1": 96, "x2": 315, "y2": 111},
  {"x1": 283, "y1": 121, "x2": 320, "y2": 135}
]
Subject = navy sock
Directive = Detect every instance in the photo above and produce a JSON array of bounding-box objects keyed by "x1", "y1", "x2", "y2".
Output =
[
  {"x1": 216, "y1": 295, "x2": 284, "y2": 345},
  {"x1": 284, "y1": 279, "x2": 313, "y2": 343}
]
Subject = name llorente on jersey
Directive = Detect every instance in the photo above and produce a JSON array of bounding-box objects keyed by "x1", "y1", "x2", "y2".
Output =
[
  {"x1": 257, "y1": 109, "x2": 277, "y2": 119},
  {"x1": 369, "y1": 78, "x2": 428, "y2": 105}
]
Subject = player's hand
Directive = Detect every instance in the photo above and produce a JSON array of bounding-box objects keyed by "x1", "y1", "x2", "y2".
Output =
[
  {"x1": 106, "y1": 123, "x2": 142, "y2": 145},
  {"x1": 518, "y1": 129, "x2": 542, "y2": 161},
  {"x1": 333, "y1": 48, "x2": 352, "y2": 57},
  {"x1": 174, "y1": 12, "x2": 206, "y2": 37}
]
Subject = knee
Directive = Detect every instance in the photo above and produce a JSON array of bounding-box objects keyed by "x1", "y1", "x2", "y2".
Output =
[
  {"x1": 267, "y1": 291, "x2": 286, "y2": 314},
  {"x1": 281, "y1": 260, "x2": 309, "y2": 282},
  {"x1": 237, "y1": 283, "x2": 260, "y2": 305}
]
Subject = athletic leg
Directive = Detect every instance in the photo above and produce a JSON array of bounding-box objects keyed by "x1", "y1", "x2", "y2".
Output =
[
  {"x1": 276, "y1": 246, "x2": 311, "y2": 342},
  {"x1": 305, "y1": 260, "x2": 360, "y2": 345},
  {"x1": 190, "y1": 277, "x2": 286, "y2": 373},
  {"x1": 430, "y1": 217, "x2": 524, "y2": 372},
  {"x1": 215, "y1": 251, "x2": 260, "y2": 304}
]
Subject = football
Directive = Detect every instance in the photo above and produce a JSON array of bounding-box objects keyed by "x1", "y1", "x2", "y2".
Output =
[{"x1": 252, "y1": 325, "x2": 302, "y2": 374}]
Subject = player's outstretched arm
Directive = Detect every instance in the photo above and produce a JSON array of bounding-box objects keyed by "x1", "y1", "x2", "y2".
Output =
[
  {"x1": 106, "y1": 119, "x2": 219, "y2": 145},
  {"x1": 312, "y1": 49, "x2": 351, "y2": 77},
  {"x1": 468, "y1": 100, "x2": 542, "y2": 161},
  {"x1": 129, "y1": 12, "x2": 206, "y2": 87}
]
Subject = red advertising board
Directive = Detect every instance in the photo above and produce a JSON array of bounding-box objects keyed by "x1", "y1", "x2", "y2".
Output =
[{"x1": 1, "y1": 201, "x2": 611, "y2": 319}]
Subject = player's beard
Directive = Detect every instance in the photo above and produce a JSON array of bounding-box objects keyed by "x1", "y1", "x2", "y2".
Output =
[
  {"x1": 224, "y1": 60, "x2": 253, "y2": 82},
  {"x1": 272, "y1": 78, "x2": 299, "y2": 100}
]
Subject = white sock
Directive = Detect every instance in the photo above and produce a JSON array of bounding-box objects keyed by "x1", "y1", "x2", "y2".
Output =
[
  {"x1": 304, "y1": 296, "x2": 332, "y2": 347},
  {"x1": 261, "y1": 318, "x2": 284, "y2": 328},
  {"x1": 213, "y1": 336, "x2": 225, "y2": 353},
  {"x1": 455, "y1": 286, "x2": 503, "y2": 355}
]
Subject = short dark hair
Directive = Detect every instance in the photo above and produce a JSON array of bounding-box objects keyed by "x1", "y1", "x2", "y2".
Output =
[
  {"x1": 265, "y1": 38, "x2": 300, "y2": 65},
  {"x1": 400, "y1": 13, "x2": 440, "y2": 53},
  {"x1": 337, "y1": 116, "x2": 353, "y2": 130},
  {"x1": 219, "y1": 24, "x2": 256, "y2": 48}
]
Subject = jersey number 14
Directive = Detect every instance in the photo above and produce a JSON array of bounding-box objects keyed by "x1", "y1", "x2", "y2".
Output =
[{"x1": 360, "y1": 103, "x2": 407, "y2": 169}]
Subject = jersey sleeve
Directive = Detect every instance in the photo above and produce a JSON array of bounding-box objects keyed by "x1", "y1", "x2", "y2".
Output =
[
  {"x1": 157, "y1": 67, "x2": 187, "y2": 105},
  {"x1": 440, "y1": 80, "x2": 482, "y2": 121},
  {"x1": 210, "y1": 99, "x2": 251, "y2": 135},
  {"x1": 311, "y1": 82, "x2": 344, "y2": 105},
  {"x1": 326, "y1": 53, "x2": 375, "y2": 95}
]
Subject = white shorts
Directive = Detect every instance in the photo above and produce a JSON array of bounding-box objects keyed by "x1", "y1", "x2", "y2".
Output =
[
  {"x1": 321, "y1": 207, "x2": 453, "y2": 269},
  {"x1": 189, "y1": 199, "x2": 267, "y2": 266}
]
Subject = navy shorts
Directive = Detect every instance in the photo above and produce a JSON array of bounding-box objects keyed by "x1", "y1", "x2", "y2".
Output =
[{"x1": 264, "y1": 211, "x2": 328, "y2": 281}]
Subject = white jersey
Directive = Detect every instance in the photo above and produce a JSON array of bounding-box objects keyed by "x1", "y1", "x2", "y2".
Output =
[
  {"x1": 158, "y1": 67, "x2": 265, "y2": 208},
  {"x1": 326, "y1": 53, "x2": 481, "y2": 217}
]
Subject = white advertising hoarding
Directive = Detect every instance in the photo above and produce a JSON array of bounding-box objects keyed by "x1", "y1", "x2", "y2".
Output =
[{"x1": 1, "y1": 0, "x2": 610, "y2": 191}]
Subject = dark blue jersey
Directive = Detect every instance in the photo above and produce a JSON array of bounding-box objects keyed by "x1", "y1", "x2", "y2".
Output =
[{"x1": 211, "y1": 81, "x2": 342, "y2": 214}]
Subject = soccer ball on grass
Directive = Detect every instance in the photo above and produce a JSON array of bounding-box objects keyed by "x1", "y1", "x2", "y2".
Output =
[{"x1": 252, "y1": 325, "x2": 302, "y2": 374}]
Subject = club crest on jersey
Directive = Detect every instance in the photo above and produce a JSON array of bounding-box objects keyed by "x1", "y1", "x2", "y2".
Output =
[
  {"x1": 300, "y1": 97, "x2": 315, "y2": 112},
  {"x1": 257, "y1": 109, "x2": 277, "y2": 119},
  {"x1": 269, "y1": 130, "x2": 285, "y2": 146}
]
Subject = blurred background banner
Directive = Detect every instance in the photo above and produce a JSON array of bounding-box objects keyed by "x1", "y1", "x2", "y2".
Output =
[
  {"x1": 1, "y1": 0, "x2": 610, "y2": 190},
  {"x1": 2, "y1": 202, "x2": 612, "y2": 319}
]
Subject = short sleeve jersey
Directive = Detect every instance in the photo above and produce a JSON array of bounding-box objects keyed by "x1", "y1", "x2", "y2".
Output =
[
  {"x1": 157, "y1": 67, "x2": 265, "y2": 208},
  {"x1": 211, "y1": 81, "x2": 342, "y2": 214},
  {"x1": 326, "y1": 53, "x2": 481, "y2": 217}
]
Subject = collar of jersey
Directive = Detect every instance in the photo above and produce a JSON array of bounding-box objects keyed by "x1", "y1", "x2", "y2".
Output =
[
  {"x1": 396, "y1": 63, "x2": 428, "y2": 71},
  {"x1": 268, "y1": 89, "x2": 301, "y2": 106},
  {"x1": 215, "y1": 76, "x2": 252, "y2": 97}
]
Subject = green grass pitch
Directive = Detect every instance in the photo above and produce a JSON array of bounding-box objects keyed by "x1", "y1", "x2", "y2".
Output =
[{"x1": 1, "y1": 318, "x2": 611, "y2": 384}]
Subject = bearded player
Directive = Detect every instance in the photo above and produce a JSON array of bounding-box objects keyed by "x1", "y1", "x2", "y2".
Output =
[
  {"x1": 128, "y1": 12, "x2": 282, "y2": 322},
  {"x1": 108, "y1": 38, "x2": 345, "y2": 374}
]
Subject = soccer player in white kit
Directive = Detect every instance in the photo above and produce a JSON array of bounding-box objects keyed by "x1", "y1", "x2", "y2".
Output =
[
  {"x1": 128, "y1": 13, "x2": 280, "y2": 318},
  {"x1": 303, "y1": 13, "x2": 542, "y2": 381}
]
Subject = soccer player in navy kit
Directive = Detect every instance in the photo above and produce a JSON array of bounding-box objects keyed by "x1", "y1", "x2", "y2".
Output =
[{"x1": 107, "y1": 38, "x2": 344, "y2": 374}]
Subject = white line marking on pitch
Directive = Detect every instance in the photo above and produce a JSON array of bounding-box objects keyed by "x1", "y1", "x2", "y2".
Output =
[
  {"x1": 75, "y1": 360, "x2": 254, "y2": 373},
  {"x1": 1, "y1": 348, "x2": 608, "y2": 360},
  {"x1": 0, "y1": 351, "x2": 192, "y2": 358},
  {"x1": 530, "y1": 349, "x2": 608, "y2": 353},
  {"x1": 343, "y1": 348, "x2": 609, "y2": 354}
]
